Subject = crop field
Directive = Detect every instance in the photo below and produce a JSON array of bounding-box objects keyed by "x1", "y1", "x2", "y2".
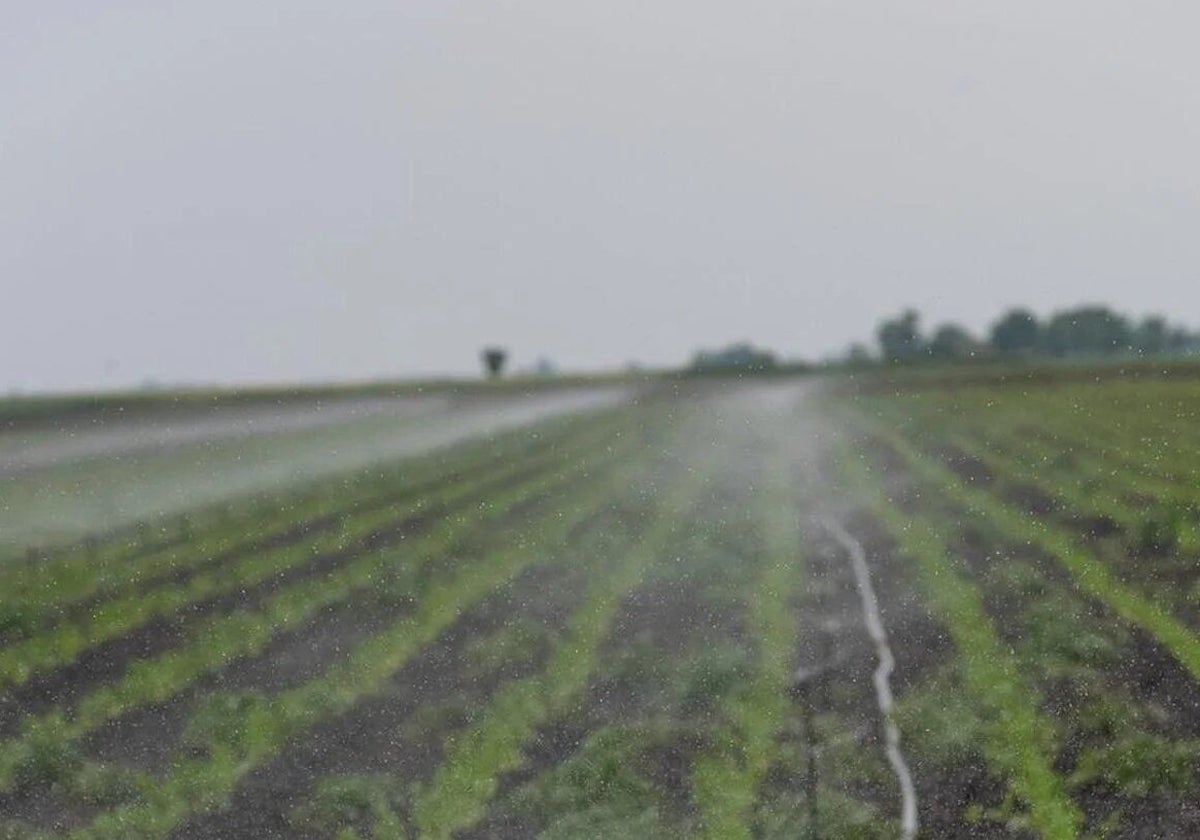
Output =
[{"x1": 1, "y1": 373, "x2": 1198, "y2": 838}]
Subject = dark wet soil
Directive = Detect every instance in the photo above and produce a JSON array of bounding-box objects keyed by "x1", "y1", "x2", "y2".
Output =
[
  {"x1": 845, "y1": 513, "x2": 954, "y2": 696},
  {"x1": 935, "y1": 446, "x2": 995, "y2": 486}
]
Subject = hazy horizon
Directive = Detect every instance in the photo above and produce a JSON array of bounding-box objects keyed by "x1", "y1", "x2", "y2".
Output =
[{"x1": 5, "y1": 2, "x2": 1200, "y2": 393}]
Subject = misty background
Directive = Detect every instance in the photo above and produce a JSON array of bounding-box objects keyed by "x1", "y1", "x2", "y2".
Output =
[{"x1": 4, "y1": 1, "x2": 1199, "y2": 393}]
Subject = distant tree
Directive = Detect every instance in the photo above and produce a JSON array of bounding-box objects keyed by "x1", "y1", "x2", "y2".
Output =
[
  {"x1": 853, "y1": 304, "x2": 1198, "y2": 366},
  {"x1": 690, "y1": 343, "x2": 777, "y2": 374},
  {"x1": 481, "y1": 347, "x2": 508, "y2": 378},
  {"x1": 1042, "y1": 306, "x2": 1131, "y2": 356},
  {"x1": 989, "y1": 309, "x2": 1041, "y2": 356},
  {"x1": 928, "y1": 324, "x2": 978, "y2": 361},
  {"x1": 1166, "y1": 327, "x2": 1197, "y2": 355},
  {"x1": 877, "y1": 309, "x2": 925, "y2": 363},
  {"x1": 1133, "y1": 316, "x2": 1169, "y2": 355},
  {"x1": 845, "y1": 342, "x2": 874, "y2": 367},
  {"x1": 1041, "y1": 317, "x2": 1067, "y2": 356}
]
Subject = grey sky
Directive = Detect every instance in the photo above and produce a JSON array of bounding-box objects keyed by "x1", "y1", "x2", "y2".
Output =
[{"x1": 4, "y1": 1, "x2": 1199, "y2": 392}]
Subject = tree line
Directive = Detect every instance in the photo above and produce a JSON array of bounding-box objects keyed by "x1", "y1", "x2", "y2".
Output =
[{"x1": 865, "y1": 305, "x2": 1200, "y2": 365}]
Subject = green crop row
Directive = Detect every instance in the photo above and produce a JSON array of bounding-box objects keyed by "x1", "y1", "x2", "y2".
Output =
[
  {"x1": 897, "y1": 410, "x2": 1200, "y2": 614},
  {"x1": 870, "y1": 399, "x2": 1163, "y2": 527},
  {"x1": 3, "y1": 446, "x2": 403, "y2": 609},
  {"x1": 691, "y1": 459, "x2": 802, "y2": 840},
  {"x1": 836, "y1": 441, "x2": 1082, "y2": 839},
  {"x1": 918, "y1": 391, "x2": 1193, "y2": 495},
  {"x1": 867, "y1": 385, "x2": 1200, "y2": 495},
  {"x1": 0, "y1": 409, "x2": 624, "y2": 640},
  {"x1": 847, "y1": 403, "x2": 1200, "y2": 833},
  {"x1": 861, "y1": 393, "x2": 1200, "y2": 570},
  {"x1": 408, "y1": 447, "x2": 710, "y2": 839},
  {"x1": 0, "y1": 417, "x2": 624, "y2": 692},
  {"x1": 284, "y1": 501, "x2": 659, "y2": 840},
  {"x1": 940, "y1": 422, "x2": 1200, "y2": 558},
  {"x1": 68, "y1": 428, "x2": 653, "y2": 840},
  {"x1": 852, "y1": 411, "x2": 1200, "y2": 685},
  {"x1": 0, "y1": 421, "x2": 639, "y2": 798}
]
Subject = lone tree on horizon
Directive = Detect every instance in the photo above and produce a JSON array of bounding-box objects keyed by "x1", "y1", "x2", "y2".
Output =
[
  {"x1": 482, "y1": 347, "x2": 508, "y2": 378},
  {"x1": 877, "y1": 309, "x2": 924, "y2": 363}
]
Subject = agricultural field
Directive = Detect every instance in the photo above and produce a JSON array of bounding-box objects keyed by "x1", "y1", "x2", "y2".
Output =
[
  {"x1": 0, "y1": 386, "x2": 628, "y2": 561},
  {"x1": 0, "y1": 372, "x2": 1198, "y2": 838}
]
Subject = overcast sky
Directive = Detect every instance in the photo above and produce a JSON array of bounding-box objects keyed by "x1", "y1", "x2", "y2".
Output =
[{"x1": 4, "y1": 2, "x2": 1199, "y2": 392}]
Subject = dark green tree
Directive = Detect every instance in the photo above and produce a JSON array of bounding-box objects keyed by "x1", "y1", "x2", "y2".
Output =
[
  {"x1": 1166, "y1": 327, "x2": 1197, "y2": 354},
  {"x1": 989, "y1": 309, "x2": 1041, "y2": 355},
  {"x1": 481, "y1": 347, "x2": 508, "y2": 378},
  {"x1": 1133, "y1": 316, "x2": 1168, "y2": 355},
  {"x1": 928, "y1": 324, "x2": 978, "y2": 361},
  {"x1": 844, "y1": 342, "x2": 874, "y2": 367},
  {"x1": 1042, "y1": 306, "x2": 1131, "y2": 356},
  {"x1": 690, "y1": 343, "x2": 777, "y2": 373},
  {"x1": 877, "y1": 309, "x2": 925, "y2": 363}
]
